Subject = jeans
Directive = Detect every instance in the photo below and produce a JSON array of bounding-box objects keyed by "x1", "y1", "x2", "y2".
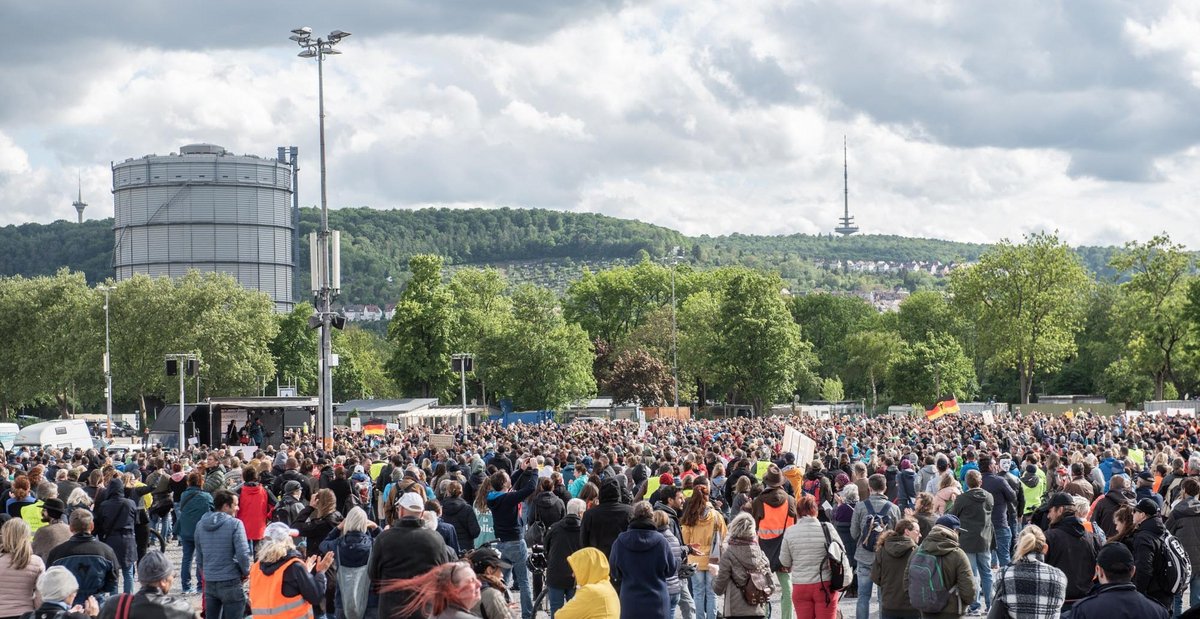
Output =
[
  {"x1": 966, "y1": 551, "x2": 994, "y2": 612},
  {"x1": 777, "y1": 571, "x2": 792, "y2": 619},
  {"x1": 150, "y1": 511, "x2": 171, "y2": 542},
  {"x1": 548, "y1": 586, "x2": 574, "y2": 618},
  {"x1": 1173, "y1": 574, "x2": 1200, "y2": 616},
  {"x1": 678, "y1": 577, "x2": 695, "y2": 619},
  {"x1": 993, "y1": 526, "x2": 1012, "y2": 568},
  {"x1": 180, "y1": 538, "x2": 197, "y2": 591},
  {"x1": 669, "y1": 593, "x2": 680, "y2": 618},
  {"x1": 205, "y1": 578, "x2": 247, "y2": 619},
  {"x1": 121, "y1": 565, "x2": 135, "y2": 594},
  {"x1": 690, "y1": 569, "x2": 717, "y2": 619},
  {"x1": 496, "y1": 539, "x2": 533, "y2": 619},
  {"x1": 856, "y1": 563, "x2": 874, "y2": 619}
]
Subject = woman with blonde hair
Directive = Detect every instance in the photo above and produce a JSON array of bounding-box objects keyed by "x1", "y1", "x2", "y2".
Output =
[
  {"x1": 320, "y1": 506, "x2": 381, "y2": 619},
  {"x1": 990, "y1": 526, "x2": 1067, "y2": 618},
  {"x1": 681, "y1": 477, "x2": 727, "y2": 619},
  {"x1": 249, "y1": 523, "x2": 334, "y2": 619},
  {"x1": 933, "y1": 471, "x2": 961, "y2": 514},
  {"x1": 0, "y1": 518, "x2": 45, "y2": 619},
  {"x1": 713, "y1": 512, "x2": 771, "y2": 619},
  {"x1": 913, "y1": 492, "x2": 937, "y2": 539}
]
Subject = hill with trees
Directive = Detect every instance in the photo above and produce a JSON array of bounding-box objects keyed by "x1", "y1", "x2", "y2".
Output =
[{"x1": 0, "y1": 207, "x2": 1128, "y2": 303}]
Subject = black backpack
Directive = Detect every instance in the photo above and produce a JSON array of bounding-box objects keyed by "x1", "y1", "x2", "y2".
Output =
[{"x1": 859, "y1": 499, "x2": 893, "y2": 552}]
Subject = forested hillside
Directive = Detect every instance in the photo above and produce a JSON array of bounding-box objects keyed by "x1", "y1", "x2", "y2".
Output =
[{"x1": 0, "y1": 207, "x2": 1129, "y2": 303}]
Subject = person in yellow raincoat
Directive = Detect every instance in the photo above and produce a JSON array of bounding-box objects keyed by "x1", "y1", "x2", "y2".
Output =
[{"x1": 556, "y1": 547, "x2": 619, "y2": 619}]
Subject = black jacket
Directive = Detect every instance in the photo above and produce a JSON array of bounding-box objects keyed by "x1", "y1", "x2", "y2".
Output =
[
  {"x1": 545, "y1": 514, "x2": 584, "y2": 589},
  {"x1": 1169, "y1": 496, "x2": 1200, "y2": 568},
  {"x1": 1132, "y1": 515, "x2": 1172, "y2": 607},
  {"x1": 272, "y1": 469, "x2": 312, "y2": 502},
  {"x1": 368, "y1": 517, "x2": 455, "y2": 619},
  {"x1": 441, "y1": 496, "x2": 481, "y2": 551},
  {"x1": 1044, "y1": 515, "x2": 1102, "y2": 603},
  {"x1": 580, "y1": 478, "x2": 633, "y2": 557},
  {"x1": 20, "y1": 602, "x2": 92, "y2": 619},
  {"x1": 981, "y1": 472, "x2": 1017, "y2": 528},
  {"x1": 1070, "y1": 582, "x2": 1169, "y2": 619},
  {"x1": 1093, "y1": 489, "x2": 1135, "y2": 538},
  {"x1": 45, "y1": 533, "x2": 120, "y2": 603},
  {"x1": 528, "y1": 491, "x2": 566, "y2": 527},
  {"x1": 293, "y1": 507, "x2": 343, "y2": 555},
  {"x1": 97, "y1": 586, "x2": 195, "y2": 619}
]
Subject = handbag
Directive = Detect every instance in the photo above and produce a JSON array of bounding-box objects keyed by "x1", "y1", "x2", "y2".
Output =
[{"x1": 731, "y1": 550, "x2": 776, "y2": 606}]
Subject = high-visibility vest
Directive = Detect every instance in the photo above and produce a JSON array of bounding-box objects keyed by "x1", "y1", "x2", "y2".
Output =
[
  {"x1": 1021, "y1": 475, "x2": 1046, "y2": 515},
  {"x1": 249, "y1": 557, "x2": 314, "y2": 619},
  {"x1": 20, "y1": 500, "x2": 45, "y2": 536},
  {"x1": 757, "y1": 501, "x2": 794, "y2": 540},
  {"x1": 644, "y1": 477, "x2": 662, "y2": 500},
  {"x1": 755, "y1": 461, "x2": 771, "y2": 481},
  {"x1": 1129, "y1": 448, "x2": 1145, "y2": 468}
]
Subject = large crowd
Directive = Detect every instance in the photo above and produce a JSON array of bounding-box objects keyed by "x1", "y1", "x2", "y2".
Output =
[{"x1": 2, "y1": 409, "x2": 1200, "y2": 619}]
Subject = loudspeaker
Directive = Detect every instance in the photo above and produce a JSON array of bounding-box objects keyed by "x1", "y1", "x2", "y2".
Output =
[
  {"x1": 185, "y1": 359, "x2": 198, "y2": 376},
  {"x1": 166, "y1": 359, "x2": 178, "y2": 376},
  {"x1": 452, "y1": 357, "x2": 474, "y2": 373}
]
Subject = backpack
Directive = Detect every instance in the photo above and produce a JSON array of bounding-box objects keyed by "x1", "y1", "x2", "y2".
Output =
[
  {"x1": 907, "y1": 548, "x2": 953, "y2": 613},
  {"x1": 731, "y1": 552, "x2": 776, "y2": 606},
  {"x1": 819, "y1": 522, "x2": 849, "y2": 592},
  {"x1": 859, "y1": 499, "x2": 893, "y2": 552},
  {"x1": 1155, "y1": 530, "x2": 1193, "y2": 596},
  {"x1": 802, "y1": 478, "x2": 821, "y2": 505},
  {"x1": 524, "y1": 520, "x2": 547, "y2": 547}
]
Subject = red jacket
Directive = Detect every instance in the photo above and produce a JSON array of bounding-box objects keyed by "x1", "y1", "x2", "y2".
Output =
[{"x1": 238, "y1": 483, "x2": 274, "y2": 541}]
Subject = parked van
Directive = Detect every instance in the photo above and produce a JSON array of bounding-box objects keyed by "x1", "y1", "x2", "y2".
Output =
[
  {"x1": 0, "y1": 423, "x2": 18, "y2": 450},
  {"x1": 14, "y1": 419, "x2": 94, "y2": 451}
]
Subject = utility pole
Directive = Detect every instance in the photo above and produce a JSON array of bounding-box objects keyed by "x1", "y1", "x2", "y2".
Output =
[{"x1": 98, "y1": 285, "x2": 113, "y2": 439}]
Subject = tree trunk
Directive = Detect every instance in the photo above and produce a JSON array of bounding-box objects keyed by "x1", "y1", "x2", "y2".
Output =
[
  {"x1": 1018, "y1": 361, "x2": 1031, "y2": 404},
  {"x1": 869, "y1": 370, "x2": 878, "y2": 413}
]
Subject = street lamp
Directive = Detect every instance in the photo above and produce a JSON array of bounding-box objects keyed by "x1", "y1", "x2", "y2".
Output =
[
  {"x1": 98, "y1": 285, "x2": 114, "y2": 440},
  {"x1": 664, "y1": 247, "x2": 684, "y2": 409},
  {"x1": 166, "y1": 353, "x2": 199, "y2": 450},
  {"x1": 452, "y1": 353, "x2": 474, "y2": 431},
  {"x1": 292, "y1": 26, "x2": 350, "y2": 447}
]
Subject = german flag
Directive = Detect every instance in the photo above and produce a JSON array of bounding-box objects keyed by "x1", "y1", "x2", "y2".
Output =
[
  {"x1": 363, "y1": 419, "x2": 387, "y2": 436},
  {"x1": 925, "y1": 397, "x2": 960, "y2": 421}
]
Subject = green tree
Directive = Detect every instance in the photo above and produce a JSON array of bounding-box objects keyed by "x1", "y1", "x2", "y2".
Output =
[
  {"x1": 677, "y1": 290, "x2": 722, "y2": 405},
  {"x1": 173, "y1": 272, "x2": 278, "y2": 397},
  {"x1": 270, "y1": 302, "x2": 318, "y2": 396},
  {"x1": 1112, "y1": 235, "x2": 1195, "y2": 399},
  {"x1": 333, "y1": 326, "x2": 398, "y2": 401},
  {"x1": 13, "y1": 271, "x2": 103, "y2": 416},
  {"x1": 714, "y1": 270, "x2": 812, "y2": 413},
  {"x1": 819, "y1": 377, "x2": 845, "y2": 402},
  {"x1": 844, "y1": 329, "x2": 904, "y2": 411},
  {"x1": 562, "y1": 257, "x2": 672, "y2": 345},
  {"x1": 387, "y1": 255, "x2": 455, "y2": 398},
  {"x1": 607, "y1": 348, "x2": 673, "y2": 406},
  {"x1": 896, "y1": 291, "x2": 962, "y2": 344},
  {"x1": 789, "y1": 293, "x2": 875, "y2": 380},
  {"x1": 949, "y1": 232, "x2": 1089, "y2": 403},
  {"x1": 448, "y1": 267, "x2": 512, "y2": 405},
  {"x1": 485, "y1": 285, "x2": 595, "y2": 410},
  {"x1": 888, "y1": 333, "x2": 976, "y2": 406}
]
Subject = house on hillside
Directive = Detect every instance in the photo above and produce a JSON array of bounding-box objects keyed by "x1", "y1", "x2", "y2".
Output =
[
  {"x1": 343, "y1": 304, "x2": 365, "y2": 321},
  {"x1": 362, "y1": 305, "x2": 383, "y2": 321},
  {"x1": 384, "y1": 303, "x2": 397, "y2": 320}
]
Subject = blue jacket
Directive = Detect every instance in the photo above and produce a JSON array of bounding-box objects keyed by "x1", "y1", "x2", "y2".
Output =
[
  {"x1": 175, "y1": 486, "x2": 213, "y2": 542},
  {"x1": 194, "y1": 510, "x2": 251, "y2": 582},
  {"x1": 958, "y1": 461, "x2": 980, "y2": 491},
  {"x1": 486, "y1": 468, "x2": 537, "y2": 542},
  {"x1": 321, "y1": 528, "x2": 381, "y2": 612},
  {"x1": 608, "y1": 519, "x2": 678, "y2": 619},
  {"x1": 897, "y1": 469, "x2": 917, "y2": 510},
  {"x1": 1071, "y1": 582, "x2": 1168, "y2": 619}
]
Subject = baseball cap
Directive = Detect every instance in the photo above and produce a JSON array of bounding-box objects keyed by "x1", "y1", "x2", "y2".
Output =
[
  {"x1": 396, "y1": 492, "x2": 425, "y2": 513},
  {"x1": 470, "y1": 547, "x2": 513, "y2": 572},
  {"x1": 1096, "y1": 542, "x2": 1135, "y2": 572},
  {"x1": 935, "y1": 515, "x2": 961, "y2": 530},
  {"x1": 1135, "y1": 498, "x2": 1160, "y2": 517},
  {"x1": 263, "y1": 522, "x2": 300, "y2": 542},
  {"x1": 1137, "y1": 470, "x2": 1153, "y2": 482},
  {"x1": 283, "y1": 480, "x2": 303, "y2": 494}
]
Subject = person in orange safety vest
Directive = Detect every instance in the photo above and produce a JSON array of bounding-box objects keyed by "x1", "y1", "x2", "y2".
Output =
[{"x1": 248, "y1": 522, "x2": 334, "y2": 619}]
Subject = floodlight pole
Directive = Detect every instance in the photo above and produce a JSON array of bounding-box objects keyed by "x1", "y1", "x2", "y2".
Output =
[
  {"x1": 99, "y1": 285, "x2": 113, "y2": 440},
  {"x1": 293, "y1": 27, "x2": 349, "y2": 448}
]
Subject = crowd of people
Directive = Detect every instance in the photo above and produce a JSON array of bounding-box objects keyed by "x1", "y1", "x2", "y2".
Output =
[{"x1": 2, "y1": 408, "x2": 1200, "y2": 619}]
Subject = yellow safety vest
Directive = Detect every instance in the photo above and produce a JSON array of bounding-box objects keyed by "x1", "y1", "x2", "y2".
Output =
[{"x1": 644, "y1": 477, "x2": 662, "y2": 500}]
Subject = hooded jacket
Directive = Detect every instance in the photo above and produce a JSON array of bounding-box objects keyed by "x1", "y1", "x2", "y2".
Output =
[
  {"x1": 556, "y1": 548, "x2": 620, "y2": 619},
  {"x1": 174, "y1": 486, "x2": 213, "y2": 542},
  {"x1": 981, "y1": 471, "x2": 1017, "y2": 528},
  {"x1": 194, "y1": 510, "x2": 251, "y2": 582},
  {"x1": 1132, "y1": 515, "x2": 1172, "y2": 607},
  {"x1": 580, "y1": 478, "x2": 633, "y2": 557},
  {"x1": 608, "y1": 518, "x2": 677, "y2": 619},
  {"x1": 871, "y1": 533, "x2": 919, "y2": 617},
  {"x1": 440, "y1": 495, "x2": 481, "y2": 551},
  {"x1": 946, "y1": 487, "x2": 993, "y2": 554},
  {"x1": 713, "y1": 536, "x2": 771, "y2": 618},
  {"x1": 1070, "y1": 581, "x2": 1170, "y2": 619},
  {"x1": 1044, "y1": 515, "x2": 1102, "y2": 603},
  {"x1": 485, "y1": 467, "x2": 537, "y2": 542},
  {"x1": 918, "y1": 463, "x2": 938, "y2": 496},
  {"x1": 897, "y1": 467, "x2": 918, "y2": 510},
  {"x1": 1092, "y1": 488, "x2": 1134, "y2": 539},
  {"x1": 903, "y1": 526, "x2": 976, "y2": 619},
  {"x1": 1020, "y1": 467, "x2": 1047, "y2": 515},
  {"x1": 545, "y1": 513, "x2": 584, "y2": 590},
  {"x1": 94, "y1": 479, "x2": 138, "y2": 568},
  {"x1": 1169, "y1": 495, "x2": 1200, "y2": 567}
]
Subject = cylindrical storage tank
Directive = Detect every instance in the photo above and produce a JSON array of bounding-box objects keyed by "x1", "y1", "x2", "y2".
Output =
[{"x1": 112, "y1": 144, "x2": 294, "y2": 311}]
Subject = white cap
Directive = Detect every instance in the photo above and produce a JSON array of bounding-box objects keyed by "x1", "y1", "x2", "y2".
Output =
[
  {"x1": 37, "y1": 566, "x2": 79, "y2": 602},
  {"x1": 263, "y1": 521, "x2": 300, "y2": 542},
  {"x1": 396, "y1": 492, "x2": 425, "y2": 513}
]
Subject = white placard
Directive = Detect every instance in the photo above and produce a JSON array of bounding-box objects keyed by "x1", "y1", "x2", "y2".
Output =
[
  {"x1": 350, "y1": 417, "x2": 361, "y2": 432},
  {"x1": 638, "y1": 420, "x2": 648, "y2": 437},
  {"x1": 187, "y1": 437, "x2": 199, "y2": 447},
  {"x1": 982, "y1": 411, "x2": 995, "y2": 426},
  {"x1": 385, "y1": 422, "x2": 399, "y2": 432},
  {"x1": 783, "y1": 425, "x2": 817, "y2": 469}
]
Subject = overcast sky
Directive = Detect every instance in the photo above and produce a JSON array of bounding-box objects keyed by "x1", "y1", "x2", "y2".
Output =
[{"x1": 3, "y1": 1, "x2": 1200, "y2": 246}]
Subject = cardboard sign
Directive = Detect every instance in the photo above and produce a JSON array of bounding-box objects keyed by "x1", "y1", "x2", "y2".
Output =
[
  {"x1": 783, "y1": 425, "x2": 817, "y2": 469},
  {"x1": 349, "y1": 417, "x2": 361, "y2": 432},
  {"x1": 981, "y1": 411, "x2": 995, "y2": 426},
  {"x1": 430, "y1": 434, "x2": 454, "y2": 449}
]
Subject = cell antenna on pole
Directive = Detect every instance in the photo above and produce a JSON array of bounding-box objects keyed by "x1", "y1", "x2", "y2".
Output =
[{"x1": 835, "y1": 136, "x2": 859, "y2": 236}]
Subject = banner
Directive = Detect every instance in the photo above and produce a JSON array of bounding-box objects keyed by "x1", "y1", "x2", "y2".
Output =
[
  {"x1": 783, "y1": 425, "x2": 817, "y2": 469},
  {"x1": 430, "y1": 434, "x2": 455, "y2": 449}
]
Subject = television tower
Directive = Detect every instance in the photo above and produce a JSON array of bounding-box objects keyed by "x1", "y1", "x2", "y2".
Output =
[
  {"x1": 834, "y1": 136, "x2": 859, "y2": 236},
  {"x1": 72, "y1": 174, "x2": 87, "y2": 223}
]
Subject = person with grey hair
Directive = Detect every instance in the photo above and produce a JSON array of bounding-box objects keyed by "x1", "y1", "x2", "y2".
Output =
[
  {"x1": 25, "y1": 566, "x2": 97, "y2": 619},
  {"x1": 46, "y1": 510, "x2": 119, "y2": 605},
  {"x1": 95, "y1": 550, "x2": 194, "y2": 619},
  {"x1": 714, "y1": 512, "x2": 772, "y2": 619},
  {"x1": 609, "y1": 501, "x2": 678, "y2": 619},
  {"x1": 545, "y1": 498, "x2": 586, "y2": 616}
]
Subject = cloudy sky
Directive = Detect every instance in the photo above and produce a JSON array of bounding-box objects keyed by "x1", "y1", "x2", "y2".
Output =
[{"x1": 3, "y1": 1, "x2": 1200, "y2": 246}]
